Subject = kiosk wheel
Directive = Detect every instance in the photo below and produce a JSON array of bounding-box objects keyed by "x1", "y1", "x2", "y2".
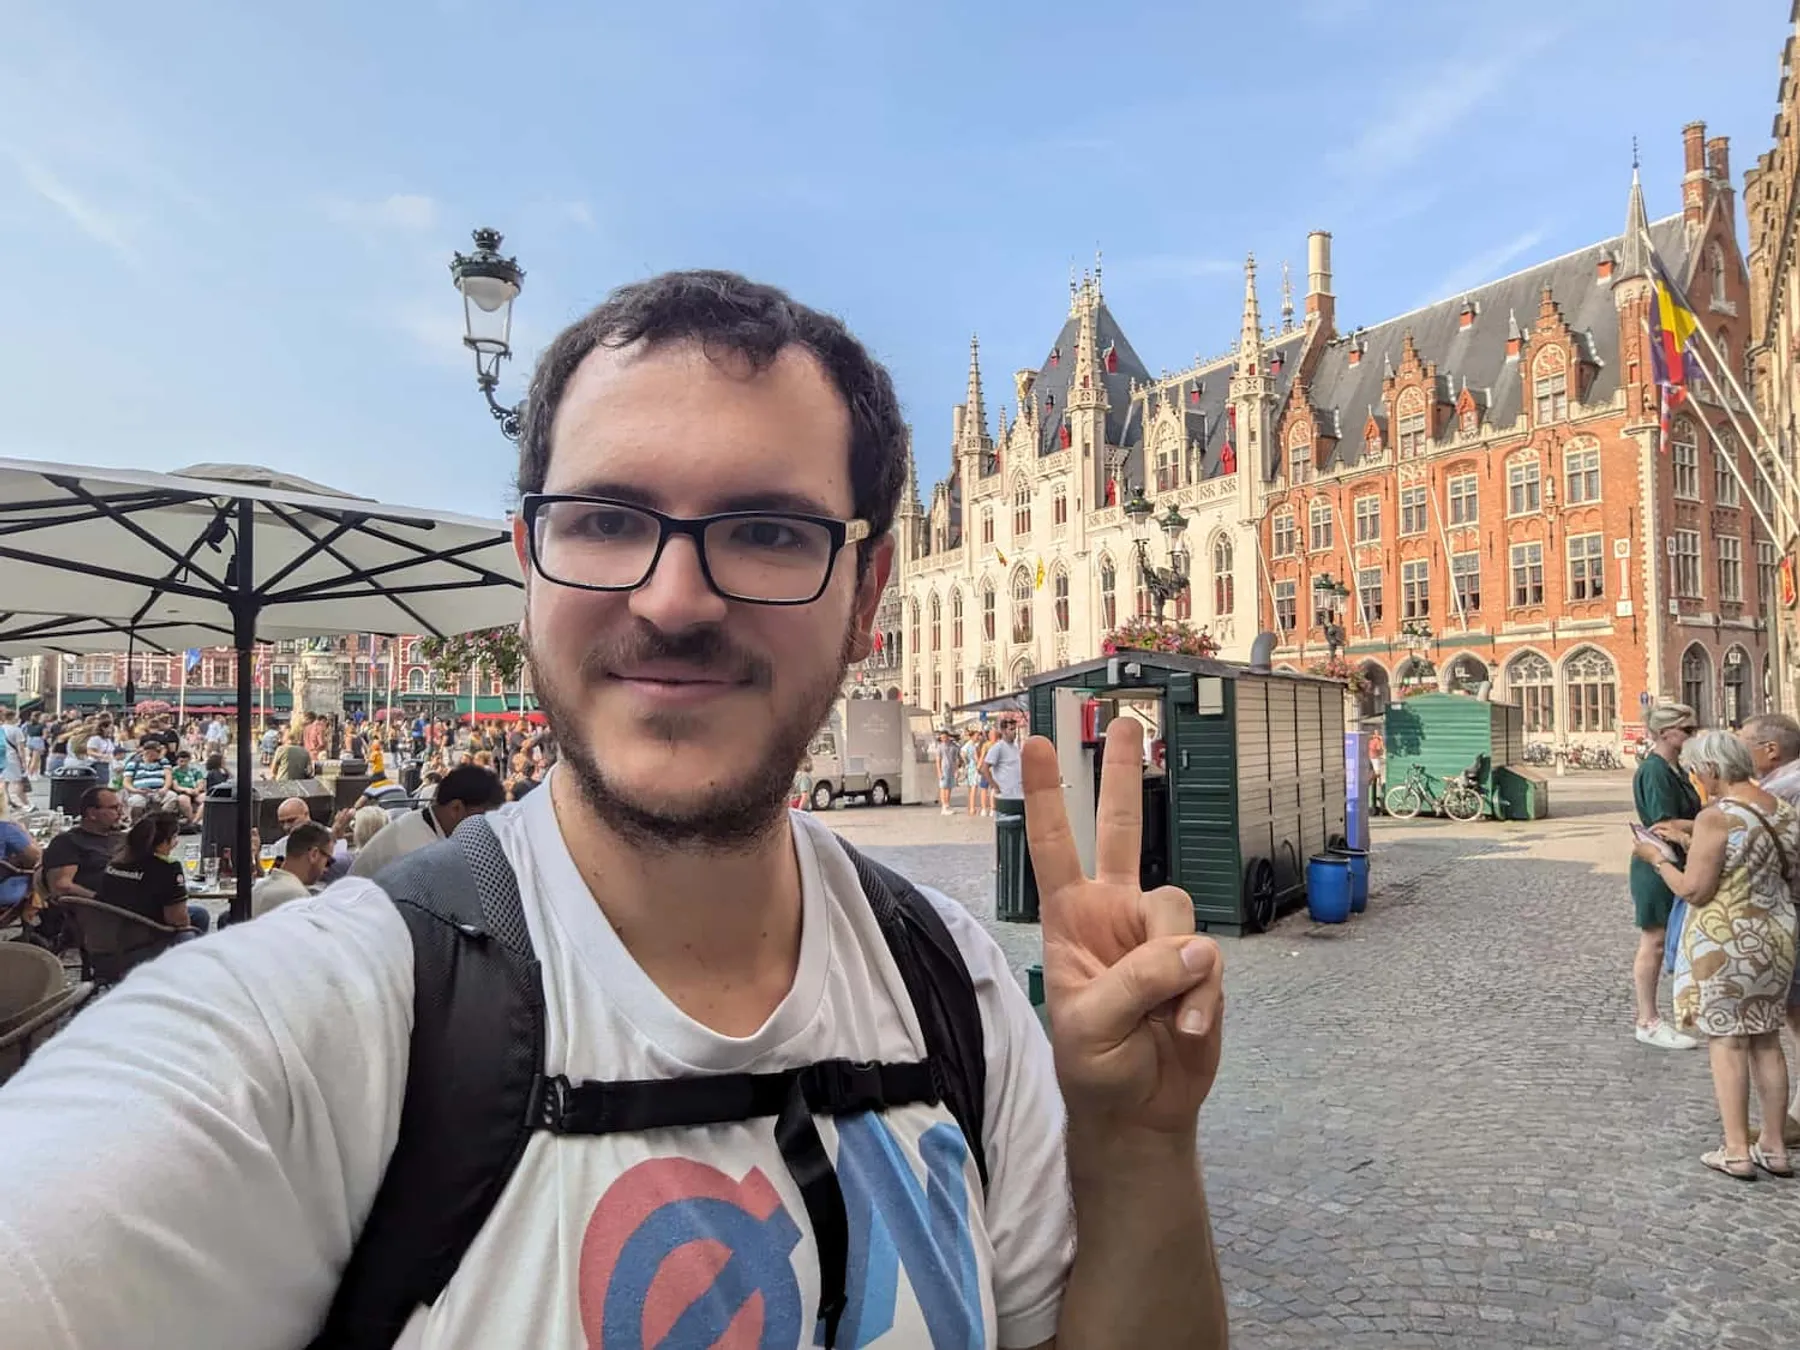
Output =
[{"x1": 1243, "y1": 856, "x2": 1278, "y2": 933}]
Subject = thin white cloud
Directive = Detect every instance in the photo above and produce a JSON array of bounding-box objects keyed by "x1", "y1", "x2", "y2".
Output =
[
  {"x1": 1332, "y1": 28, "x2": 1557, "y2": 181},
  {"x1": 8, "y1": 152, "x2": 137, "y2": 262},
  {"x1": 1416, "y1": 226, "x2": 1549, "y2": 308},
  {"x1": 323, "y1": 192, "x2": 439, "y2": 232},
  {"x1": 563, "y1": 201, "x2": 595, "y2": 229}
]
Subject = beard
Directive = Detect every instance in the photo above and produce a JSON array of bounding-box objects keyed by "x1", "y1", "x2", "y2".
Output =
[{"x1": 529, "y1": 615, "x2": 854, "y2": 855}]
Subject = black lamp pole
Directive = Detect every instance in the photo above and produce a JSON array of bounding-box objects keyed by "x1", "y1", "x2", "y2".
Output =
[{"x1": 1123, "y1": 487, "x2": 1190, "y2": 621}]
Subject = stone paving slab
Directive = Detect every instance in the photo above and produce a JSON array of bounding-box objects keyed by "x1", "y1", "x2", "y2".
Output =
[{"x1": 829, "y1": 776, "x2": 1800, "y2": 1349}]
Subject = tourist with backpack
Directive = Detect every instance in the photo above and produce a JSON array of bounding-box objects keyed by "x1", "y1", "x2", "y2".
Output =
[{"x1": 0, "y1": 271, "x2": 1227, "y2": 1349}]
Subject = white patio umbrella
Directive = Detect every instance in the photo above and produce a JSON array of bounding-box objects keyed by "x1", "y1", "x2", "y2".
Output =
[{"x1": 0, "y1": 457, "x2": 524, "y2": 920}]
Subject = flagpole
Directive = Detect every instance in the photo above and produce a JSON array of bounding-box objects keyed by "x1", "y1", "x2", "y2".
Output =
[
  {"x1": 1639, "y1": 227, "x2": 1800, "y2": 513},
  {"x1": 178, "y1": 656, "x2": 187, "y2": 727},
  {"x1": 1327, "y1": 496, "x2": 1372, "y2": 636},
  {"x1": 1680, "y1": 338, "x2": 1800, "y2": 539},
  {"x1": 1422, "y1": 470, "x2": 1471, "y2": 633},
  {"x1": 1678, "y1": 401, "x2": 1785, "y2": 558}
]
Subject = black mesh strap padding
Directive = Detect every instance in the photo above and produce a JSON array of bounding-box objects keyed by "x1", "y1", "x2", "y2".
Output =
[
  {"x1": 307, "y1": 818, "x2": 543, "y2": 1350},
  {"x1": 534, "y1": 1058, "x2": 939, "y2": 1134},
  {"x1": 837, "y1": 838, "x2": 990, "y2": 1190}
]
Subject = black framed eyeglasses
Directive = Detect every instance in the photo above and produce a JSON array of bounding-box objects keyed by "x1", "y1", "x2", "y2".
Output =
[{"x1": 520, "y1": 493, "x2": 872, "y2": 605}]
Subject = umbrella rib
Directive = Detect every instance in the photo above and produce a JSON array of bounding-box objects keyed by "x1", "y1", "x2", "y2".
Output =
[
  {"x1": 256, "y1": 515, "x2": 365, "y2": 595},
  {"x1": 57, "y1": 482, "x2": 230, "y2": 592},
  {"x1": 266, "y1": 578, "x2": 504, "y2": 606},
  {"x1": 0, "y1": 542, "x2": 217, "y2": 601},
  {"x1": 262, "y1": 534, "x2": 520, "y2": 603},
  {"x1": 350, "y1": 517, "x2": 520, "y2": 587},
  {"x1": 127, "y1": 505, "x2": 238, "y2": 630},
  {"x1": 0, "y1": 503, "x2": 122, "y2": 538},
  {"x1": 262, "y1": 502, "x2": 448, "y2": 638}
]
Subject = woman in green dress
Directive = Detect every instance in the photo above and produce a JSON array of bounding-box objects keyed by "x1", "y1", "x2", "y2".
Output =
[{"x1": 1630, "y1": 703, "x2": 1702, "y2": 1049}]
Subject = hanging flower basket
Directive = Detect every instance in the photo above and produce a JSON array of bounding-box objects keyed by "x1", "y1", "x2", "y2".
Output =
[
  {"x1": 1306, "y1": 655, "x2": 1370, "y2": 695},
  {"x1": 1100, "y1": 618, "x2": 1220, "y2": 659}
]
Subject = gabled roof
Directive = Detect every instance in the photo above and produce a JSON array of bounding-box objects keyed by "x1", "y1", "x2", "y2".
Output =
[
  {"x1": 1306, "y1": 213, "x2": 1691, "y2": 472},
  {"x1": 1159, "y1": 331, "x2": 1308, "y2": 480},
  {"x1": 1029, "y1": 301, "x2": 1154, "y2": 457}
]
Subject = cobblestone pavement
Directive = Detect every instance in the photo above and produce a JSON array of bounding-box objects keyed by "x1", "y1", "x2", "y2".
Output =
[{"x1": 830, "y1": 774, "x2": 1800, "y2": 1350}]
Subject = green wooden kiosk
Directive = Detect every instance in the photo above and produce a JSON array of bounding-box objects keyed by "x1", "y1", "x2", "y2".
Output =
[
  {"x1": 1382, "y1": 692, "x2": 1522, "y2": 817},
  {"x1": 1026, "y1": 653, "x2": 1347, "y2": 935}
]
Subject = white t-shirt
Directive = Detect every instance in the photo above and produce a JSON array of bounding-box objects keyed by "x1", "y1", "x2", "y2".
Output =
[
  {"x1": 984, "y1": 739, "x2": 1024, "y2": 798},
  {"x1": 0, "y1": 783, "x2": 1072, "y2": 1349}
]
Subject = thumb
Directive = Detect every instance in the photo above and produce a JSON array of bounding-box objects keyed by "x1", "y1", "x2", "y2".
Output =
[{"x1": 1061, "y1": 935, "x2": 1220, "y2": 1047}]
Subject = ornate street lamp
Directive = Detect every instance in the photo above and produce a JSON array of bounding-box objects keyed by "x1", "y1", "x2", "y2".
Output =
[
  {"x1": 1124, "y1": 485, "x2": 1190, "y2": 621},
  {"x1": 450, "y1": 228, "x2": 526, "y2": 439},
  {"x1": 1312, "y1": 572, "x2": 1350, "y2": 657}
]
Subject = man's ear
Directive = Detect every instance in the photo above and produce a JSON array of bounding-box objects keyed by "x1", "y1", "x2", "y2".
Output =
[{"x1": 848, "y1": 533, "x2": 895, "y2": 664}]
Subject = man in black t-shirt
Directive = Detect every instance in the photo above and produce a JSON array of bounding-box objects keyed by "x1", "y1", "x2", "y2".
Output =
[{"x1": 42, "y1": 787, "x2": 125, "y2": 900}]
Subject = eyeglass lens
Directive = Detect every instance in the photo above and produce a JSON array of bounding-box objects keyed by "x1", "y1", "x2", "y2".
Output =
[{"x1": 533, "y1": 499, "x2": 838, "y2": 601}]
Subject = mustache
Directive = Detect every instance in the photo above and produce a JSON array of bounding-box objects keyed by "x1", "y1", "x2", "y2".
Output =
[{"x1": 579, "y1": 621, "x2": 774, "y2": 688}]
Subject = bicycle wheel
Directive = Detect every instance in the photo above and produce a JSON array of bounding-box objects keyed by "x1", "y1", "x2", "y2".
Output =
[
  {"x1": 1442, "y1": 785, "x2": 1483, "y2": 822},
  {"x1": 1385, "y1": 784, "x2": 1425, "y2": 819}
]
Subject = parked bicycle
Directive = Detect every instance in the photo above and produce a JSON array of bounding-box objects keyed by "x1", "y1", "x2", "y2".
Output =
[
  {"x1": 1383, "y1": 761, "x2": 1485, "y2": 822},
  {"x1": 1520, "y1": 742, "x2": 1554, "y2": 766}
]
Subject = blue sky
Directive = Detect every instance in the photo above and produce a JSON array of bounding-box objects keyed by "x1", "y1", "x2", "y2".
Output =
[{"x1": 1, "y1": 0, "x2": 1790, "y2": 516}]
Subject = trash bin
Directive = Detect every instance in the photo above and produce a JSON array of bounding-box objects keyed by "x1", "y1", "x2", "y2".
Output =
[
  {"x1": 994, "y1": 796, "x2": 1039, "y2": 923},
  {"x1": 401, "y1": 759, "x2": 422, "y2": 795},
  {"x1": 1026, "y1": 962, "x2": 1050, "y2": 1033},
  {"x1": 48, "y1": 764, "x2": 98, "y2": 815}
]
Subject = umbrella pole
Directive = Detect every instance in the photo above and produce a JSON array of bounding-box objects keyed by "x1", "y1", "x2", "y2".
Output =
[{"x1": 232, "y1": 497, "x2": 256, "y2": 926}]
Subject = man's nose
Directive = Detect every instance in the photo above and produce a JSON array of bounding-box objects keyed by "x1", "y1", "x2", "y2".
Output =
[{"x1": 627, "y1": 534, "x2": 729, "y2": 631}]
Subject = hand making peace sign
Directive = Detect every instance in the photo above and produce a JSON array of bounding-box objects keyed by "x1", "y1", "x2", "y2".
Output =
[{"x1": 1022, "y1": 715, "x2": 1224, "y2": 1134}]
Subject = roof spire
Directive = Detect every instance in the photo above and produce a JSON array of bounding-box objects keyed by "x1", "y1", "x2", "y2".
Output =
[
  {"x1": 1617, "y1": 156, "x2": 1652, "y2": 281},
  {"x1": 962, "y1": 334, "x2": 988, "y2": 450},
  {"x1": 1280, "y1": 261, "x2": 1295, "y2": 333},
  {"x1": 1235, "y1": 253, "x2": 1264, "y2": 376},
  {"x1": 1094, "y1": 245, "x2": 1103, "y2": 298},
  {"x1": 901, "y1": 431, "x2": 921, "y2": 513}
]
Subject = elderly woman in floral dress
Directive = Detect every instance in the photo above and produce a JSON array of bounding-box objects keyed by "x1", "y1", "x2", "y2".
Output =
[{"x1": 1638, "y1": 729, "x2": 1800, "y2": 1180}]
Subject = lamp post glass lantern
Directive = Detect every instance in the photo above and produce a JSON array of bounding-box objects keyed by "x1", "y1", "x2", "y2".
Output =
[
  {"x1": 1313, "y1": 571, "x2": 1350, "y2": 655},
  {"x1": 450, "y1": 227, "x2": 526, "y2": 439},
  {"x1": 1123, "y1": 485, "x2": 1190, "y2": 622}
]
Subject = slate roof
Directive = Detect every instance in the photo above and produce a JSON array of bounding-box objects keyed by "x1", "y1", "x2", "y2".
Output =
[
  {"x1": 1162, "y1": 331, "x2": 1310, "y2": 484},
  {"x1": 1303, "y1": 213, "x2": 1691, "y2": 472},
  {"x1": 1028, "y1": 300, "x2": 1154, "y2": 458}
]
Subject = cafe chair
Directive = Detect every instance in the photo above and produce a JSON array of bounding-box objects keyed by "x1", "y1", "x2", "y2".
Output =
[
  {"x1": 53, "y1": 897, "x2": 182, "y2": 991},
  {"x1": 0, "y1": 940, "x2": 93, "y2": 1085}
]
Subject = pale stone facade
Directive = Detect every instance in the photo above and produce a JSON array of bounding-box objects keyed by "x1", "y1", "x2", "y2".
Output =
[{"x1": 895, "y1": 262, "x2": 1294, "y2": 716}]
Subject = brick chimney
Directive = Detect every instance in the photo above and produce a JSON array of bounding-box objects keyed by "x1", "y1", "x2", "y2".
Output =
[
  {"x1": 1707, "y1": 135, "x2": 1730, "y2": 184},
  {"x1": 1683, "y1": 121, "x2": 1709, "y2": 229},
  {"x1": 1596, "y1": 251, "x2": 1615, "y2": 281},
  {"x1": 1459, "y1": 297, "x2": 1477, "y2": 329},
  {"x1": 1305, "y1": 230, "x2": 1335, "y2": 334}
]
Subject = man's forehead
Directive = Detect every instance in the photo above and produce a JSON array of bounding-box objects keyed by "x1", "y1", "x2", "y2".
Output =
[{"x1": 545, "y1": 339, "x2": 854, "y2": 512}]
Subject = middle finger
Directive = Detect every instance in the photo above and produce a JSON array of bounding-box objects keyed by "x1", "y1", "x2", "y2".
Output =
[{"x1": 1094, "y1": 715, "x2": 1145, "y2": 887}]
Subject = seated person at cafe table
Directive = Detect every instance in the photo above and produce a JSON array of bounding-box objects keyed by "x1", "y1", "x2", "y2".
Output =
[
  {"x1": 41, "y1": 787, "x2": 125, "y2": 902},
  {"x1": 96, "y1": 813, "x2": 209, "y2": 935},
  {"x1": 251, "y1": 822, "x2": 335, "y2": 917}
]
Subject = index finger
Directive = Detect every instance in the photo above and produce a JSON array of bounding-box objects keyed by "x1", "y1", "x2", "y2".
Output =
[
  {"x1": 1021, "y1": 734, "x2": 1086, "y2": 898},
  {"x1": 1094, "y1": 716, "x2": 1144, "y2": 887}
]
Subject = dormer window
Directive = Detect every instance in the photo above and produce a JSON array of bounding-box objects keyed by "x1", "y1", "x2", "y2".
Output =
[{"x1": 1460, "y1": 405, "x2": 1478, "y2": 434}]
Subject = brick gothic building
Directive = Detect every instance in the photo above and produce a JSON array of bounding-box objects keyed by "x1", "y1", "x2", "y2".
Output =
[
  {"x1": 1257, "y1": 123, "x2": 1767, "y2": 742},
  {"x1": 1746, "y1": 7, "x2": 1800, "y2": 714}
]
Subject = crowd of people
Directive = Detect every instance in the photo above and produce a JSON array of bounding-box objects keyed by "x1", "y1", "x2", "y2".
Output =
[{"x1": 1629, "y1": 703, "x2": 1800, "y2": 1181}]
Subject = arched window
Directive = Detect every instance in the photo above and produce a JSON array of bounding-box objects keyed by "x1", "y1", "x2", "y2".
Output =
[
  {"x1": 1532, "y1": 348, "x2": 1568, "y2": 424},
  {"x1": 1506, "y1": 650, "x2": 1554, "y2": 733},
  {"x1": 950, "y1": 588, "x2": 963, "y2": 649},
  {"x1": 980, "y1": 580, "x2": 996, "y2": 642},
  {"x1": 1099, "y1": 557, "x2": 1117, "y2": 629},
  {"x1": 1723, "y1": 645, "x2": 1750, "y2": 724},
  {"x1": 1135, "y1": 565, "x2": 1153, "y2": 619},
  {"x1": 980, "y1": 505, "x2": 994, "y2": 546},
  {"x1": 1565, "y1": 646, "x2": 1618, "y2": 733},
  {"x1": 1155, "y1": 424, "x2": 1180, "y2": 492},
  {"x1": 1287, "y1": 422, "x2": 1313, "y2": 483},
  {"x1": 1212, "y1": 535, "x2": 1235, "y2": 616},
  {"x1": 1052, "y1": 485, "x2": 1068, "y2": 527},
  {"x1": 908, "y1": 598, "x2": 921, "y2": 658},
  {"x1": 1445, "y1": 654, "x2": 1489, "y2": 695},
  {"x1": 1011, "y1": 569, "x2": 1033, "y2": 643},
  {"x1": 1396, "y1": 388, "x2": 1428, "y2": 456},
  {"x1": 1011, "y1": 655, "x2": 1035, "y2": 687},
  {"x1": 1709, "y1": 241, "x2": 1727, "y2": 301},
  {"x1": 1680, "y1": 644, "x2": 1711, "y2": 724},
  {"x1": 1012, "y1": 478, "x2": 1032, "y2": 537},
  {"x1": 1053, "y1": 569, "x2": 1070, "y2": 632},
  {"x1": 928, "y1": 592, "x2": 941, "y2": 652}
]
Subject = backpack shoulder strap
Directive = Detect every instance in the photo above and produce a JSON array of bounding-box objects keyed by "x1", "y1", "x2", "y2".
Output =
[
  {"x1": 835, "y1": 837, "x2": 989, "y2": 1190},
  {"x1": 309, "y1": 816, "x2": 543, "y2": 1350}
]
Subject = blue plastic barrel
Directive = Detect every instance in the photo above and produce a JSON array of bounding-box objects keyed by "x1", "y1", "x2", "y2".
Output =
[
  {"x1": 1331, "y1": 846, "x2": 1370, "y2": 913},
  {"x1": 1306, "y1": 854, "x2": 1353, "y2": 924}
]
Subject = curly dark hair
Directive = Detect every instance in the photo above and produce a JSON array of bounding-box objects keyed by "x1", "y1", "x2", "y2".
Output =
[{"x1": 515, "y1": 269, "x2": 908, "y2": 568}]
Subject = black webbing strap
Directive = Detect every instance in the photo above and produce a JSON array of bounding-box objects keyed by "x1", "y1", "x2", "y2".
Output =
[{"x1": 529, "y1": 1056, "x2": 943, "y2": 1346}]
